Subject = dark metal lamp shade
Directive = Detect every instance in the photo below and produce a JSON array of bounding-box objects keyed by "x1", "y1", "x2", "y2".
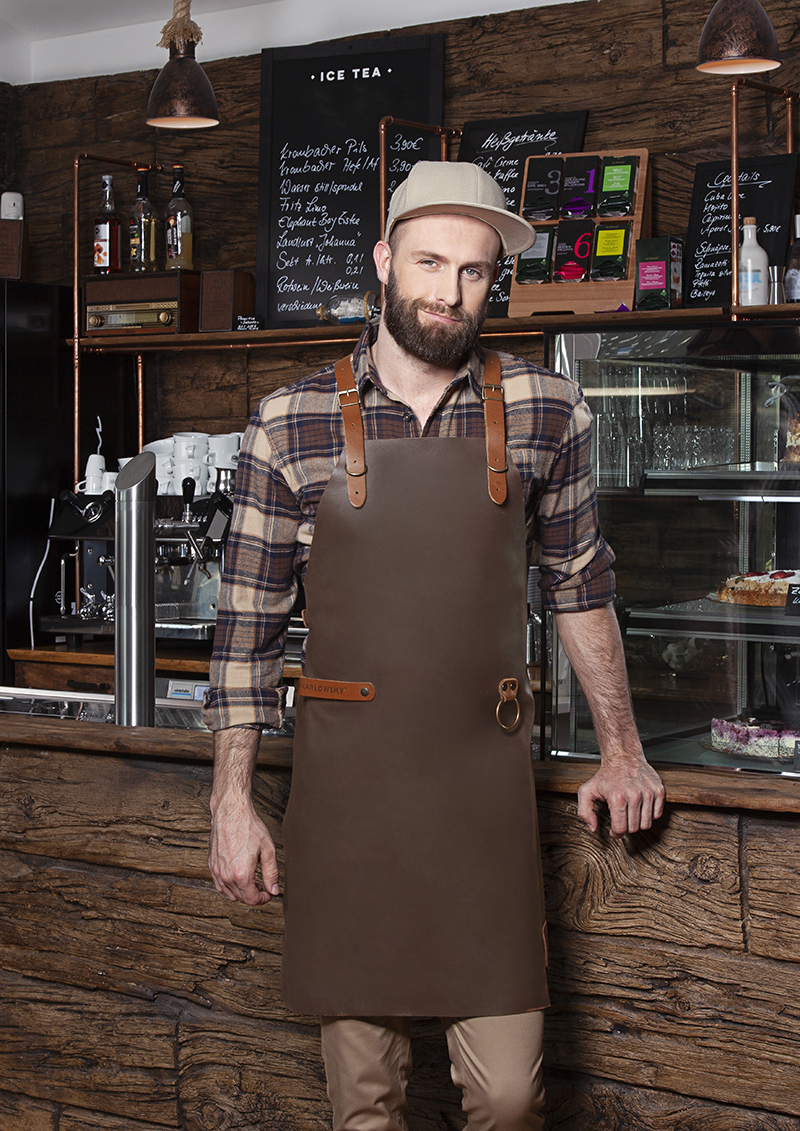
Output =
[
  {"x1": 146, "y1": 39, "x2": 219, "y2": 129},
  {"x1": 697, "y1": 0, "x2": 781, "y2": 73}
]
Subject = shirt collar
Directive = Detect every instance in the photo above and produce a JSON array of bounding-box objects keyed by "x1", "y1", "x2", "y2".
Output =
[{"x1": 351, "y1": 319, "x2": 487, "y2": 402}]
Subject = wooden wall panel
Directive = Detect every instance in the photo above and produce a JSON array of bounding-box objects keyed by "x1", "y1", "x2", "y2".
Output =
[
  {"x1": 538, "y1": 796, "x2": 743, "y2": 949},
  {"x1": 544, "y1": 1071, "x2": 800, "y2": 1130},
  {"x1": 744, "y1": 812, "x2": 800, "y2": 963},
  {"x1": 177, "y1": 1008, "x2": 329, "y2": 1130},
  {"x1": 0, "y1": 747, "x2": 289, "y2": 877},
  {"x1": 0, "y1": 1090, "x2": 57, "y2": 1131},
  {"x1": 0, "y1": 971, "x2": 179, "y2": 1124},
  {"x1": 0, "y1": 850, "x2": 286, "y2": 1017},
  {"x1": 544, "y1": 932, "x2": 800, "y2": 1116}
]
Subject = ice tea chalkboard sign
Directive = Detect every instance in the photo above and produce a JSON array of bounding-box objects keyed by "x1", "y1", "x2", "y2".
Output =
[
  {"x1": 457, "y1": 111, "x2": 589, "y2": 316},
  {"x1": 684, "y1": 154, "x2": 798, "y2": 307},
  {"x1": 256, "y1": 35, "x2": 444, "y2": 328}
]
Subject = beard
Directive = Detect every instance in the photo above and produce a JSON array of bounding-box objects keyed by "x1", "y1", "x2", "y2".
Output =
[{"x1": 381, "y1": 267, "x2": 488, "y2": 368}]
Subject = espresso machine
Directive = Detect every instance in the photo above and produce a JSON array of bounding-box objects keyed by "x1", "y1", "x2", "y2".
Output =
[{"x1": 42, "y1": 477, "x2": 233, "y2": 647}]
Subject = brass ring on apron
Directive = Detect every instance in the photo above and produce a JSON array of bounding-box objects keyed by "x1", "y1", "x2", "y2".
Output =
[{"x1": 496, "y1": 677, "x2": 521, "y2": 731}]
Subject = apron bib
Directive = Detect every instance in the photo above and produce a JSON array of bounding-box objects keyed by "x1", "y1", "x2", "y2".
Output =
[{"x1": 281, "y1": 356, "x2": 548, "y2": 1018}]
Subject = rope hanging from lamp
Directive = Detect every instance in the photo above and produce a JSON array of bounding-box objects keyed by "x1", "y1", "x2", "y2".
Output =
[{"x1": 157, "y1": 0, "x2": 204, "y2": 48}]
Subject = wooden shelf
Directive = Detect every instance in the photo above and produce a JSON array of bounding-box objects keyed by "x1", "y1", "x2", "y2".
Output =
[{"x1": 73, "y1": 316, "x2": 548, "y2": 353}]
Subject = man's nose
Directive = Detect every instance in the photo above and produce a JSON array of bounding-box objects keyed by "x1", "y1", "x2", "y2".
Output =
[{"x1": 434, "y1": 266, "x2": 461, "y2": 309}]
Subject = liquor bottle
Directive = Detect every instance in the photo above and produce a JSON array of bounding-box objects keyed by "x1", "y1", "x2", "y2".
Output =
[
  {"x1": 784, "y1": 214, "x2": 800, "y2": 302},
  {"x1": 93, "y1": 174, "x2": 121, "y2": 274},
  {"x1": 738, "y1": 216, "x2": 769, "y2": 306},
  {"x1": 165, "y1": 165, "x2": 193, "y2": 270},
  {"x1": 129, "y1": 166, "x2": 157, "y2": 272}
]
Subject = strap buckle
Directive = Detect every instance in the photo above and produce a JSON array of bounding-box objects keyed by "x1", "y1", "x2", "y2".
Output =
[
  {"x1": 482, "y1": 382, "x2": 503, "y2": 402},
  {"x1": 338, "y1": 386, "x2": 359, "y2": 408}
]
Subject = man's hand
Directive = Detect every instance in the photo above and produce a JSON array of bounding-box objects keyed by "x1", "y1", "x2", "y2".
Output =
[
  {"x1": 577, "y1": 754, "x2": 665, "y2": 838},
  {"x1": 208, "y1": 726, "x2": 281, "y2": 905},
  {"x1": 209, "y1": 793, "x2": 280, "y2": 904}
]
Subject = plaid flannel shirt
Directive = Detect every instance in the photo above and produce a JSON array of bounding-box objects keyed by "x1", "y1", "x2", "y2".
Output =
[{"x1": 203, "y1": 320, "x2": 615, "y2": 731}]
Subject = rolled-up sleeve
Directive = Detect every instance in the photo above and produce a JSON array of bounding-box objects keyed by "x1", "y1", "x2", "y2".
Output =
[
  {"x1": 534, "y1": 397, "x2": 616, "y2": 612},
  {"x1": 202, "y1": 408, "x2": 301, "y2": 731}
]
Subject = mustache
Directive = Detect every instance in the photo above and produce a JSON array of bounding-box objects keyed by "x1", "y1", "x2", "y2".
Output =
[{"x1": 415, "y1": 300, "x2": 472, "y2": 324}]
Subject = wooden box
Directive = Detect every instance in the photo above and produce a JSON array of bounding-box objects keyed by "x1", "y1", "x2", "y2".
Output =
[
  {"x1": 199, "y1": 269, "x2": 256, "y2": 332},
  {"x1": 507, "y1": 149, "x2": 651, "y2": 317}
]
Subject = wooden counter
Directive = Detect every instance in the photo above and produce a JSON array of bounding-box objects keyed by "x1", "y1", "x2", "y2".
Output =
[{"x1": 2, "y1": 717, "x2": 800, "y2": 1129}]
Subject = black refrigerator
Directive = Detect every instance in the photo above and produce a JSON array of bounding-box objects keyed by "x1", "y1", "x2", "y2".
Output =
[{"x1": 0, "y1": 281, "x2": 73, "y2": 684}]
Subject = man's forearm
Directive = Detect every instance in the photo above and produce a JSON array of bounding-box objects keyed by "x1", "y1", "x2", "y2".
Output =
[
  {"x1": 210, "y1": 725, "x2": 262, "y2": 812},
  {"x1": 553, "y1": 603, "x2": 644, "y2": 763}
]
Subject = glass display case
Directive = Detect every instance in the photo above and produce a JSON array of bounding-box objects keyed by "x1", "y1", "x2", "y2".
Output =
[{"x1": 543, "y1": 317, "x2": 800, "y2": 775}]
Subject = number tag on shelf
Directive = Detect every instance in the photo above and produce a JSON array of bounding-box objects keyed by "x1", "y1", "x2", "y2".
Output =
[{"x1": 784, "y1": 585, "x2": 800, "y2": 615}]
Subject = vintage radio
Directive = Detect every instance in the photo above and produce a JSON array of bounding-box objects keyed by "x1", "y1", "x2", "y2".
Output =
[{"x1": 83, "y1": 270, "x2": 200, "y2": 334}]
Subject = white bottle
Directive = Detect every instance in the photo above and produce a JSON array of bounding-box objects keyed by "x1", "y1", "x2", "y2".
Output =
[{"x1": 738, "y1": 216, "x2": 769, "y2": 306}]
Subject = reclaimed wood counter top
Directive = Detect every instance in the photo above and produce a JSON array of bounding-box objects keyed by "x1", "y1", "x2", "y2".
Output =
[{"x1": 2, "y1": 712, "x2": 800, "y2": 813}]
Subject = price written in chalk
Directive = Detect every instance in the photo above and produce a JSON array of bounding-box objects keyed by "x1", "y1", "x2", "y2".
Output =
[{"x1": 784, "y1": 585, "x2": 800, "y2": 616}]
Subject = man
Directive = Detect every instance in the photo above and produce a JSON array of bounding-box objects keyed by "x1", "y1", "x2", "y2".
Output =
[{"x1": 204, "y1": 161, "x2": 665, "y2": 1130}]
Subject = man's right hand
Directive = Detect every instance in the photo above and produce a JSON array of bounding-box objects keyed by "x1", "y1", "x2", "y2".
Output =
[{"x1": 208, "y1": 726, "x2": 281, "y2": 905}]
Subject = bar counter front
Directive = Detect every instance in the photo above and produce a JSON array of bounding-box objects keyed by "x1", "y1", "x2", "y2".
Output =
[{"x1": 3, "y1": 709, "x2": 800, "y2": 1131}]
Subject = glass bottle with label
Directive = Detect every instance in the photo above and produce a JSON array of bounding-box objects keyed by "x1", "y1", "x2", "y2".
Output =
[
  {"x1": 129, "y1": 166, "x2": 157, "y2": 272},
  {"x1": 738, "y1": 216, "x2": 769, "y2": 306},
  {"x1": 784, "y1": 214, "x2": 800, "y2": 302},
  {"x1": 165, "y1": 165, "x2": 193, "y2": 270},
  {"x1": 93, "y1": 174, "x2": 121, "y2": 274}
]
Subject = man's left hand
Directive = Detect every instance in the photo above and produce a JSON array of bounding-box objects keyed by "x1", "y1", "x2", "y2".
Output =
[{"x1": 577, "y1": 756, "x2": 665, "y2": 838}]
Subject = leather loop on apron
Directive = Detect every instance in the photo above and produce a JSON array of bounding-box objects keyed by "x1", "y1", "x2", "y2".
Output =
[
  {"x1": 297, "y1": 677, "x2": 375, "y2": 701},
  {"x1": 496, "y1": 676, "x2": 521, "y2": 731}
]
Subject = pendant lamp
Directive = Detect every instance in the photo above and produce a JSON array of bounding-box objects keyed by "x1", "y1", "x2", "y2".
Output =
[
  {"x1": 146, "y1": 0, "x2": 219, "y2": 129},
  {"x1": 697, "y1": 0, "x2": 781, "y2": 74}
]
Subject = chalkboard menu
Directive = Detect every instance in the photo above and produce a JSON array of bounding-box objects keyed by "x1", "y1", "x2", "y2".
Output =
[
  {"x1": 257, "y1": 35, "x2": 444, "y2": 328},
  {"x1": 684, "y1": 154, "x2": 798, "y2": 307},
  {"x1": 457, "y1": 111, "x2": 589, "y2": 316}
]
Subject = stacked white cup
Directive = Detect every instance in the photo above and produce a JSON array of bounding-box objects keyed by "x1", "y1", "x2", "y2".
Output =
[
  {"x1": 142, "y1": 437, "x2": 175, "y2": 495},
  {"x1": 205, "y1": 433, "x2": 240, "y2": 492},
  {"x1": 172, "y1": 432, "x2": 209, "y2": 496},
  {"x1": 76, "y1": 453, "x2": 105, "y2": 494}
]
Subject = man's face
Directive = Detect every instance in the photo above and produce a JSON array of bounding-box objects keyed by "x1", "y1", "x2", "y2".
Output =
[{"x1": 376, "y1": 214, "x2": 500, "y2": 368}]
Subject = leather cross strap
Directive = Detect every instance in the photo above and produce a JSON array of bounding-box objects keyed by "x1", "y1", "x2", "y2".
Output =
[
  {"x1": 334, "y1": 355, "x2": 366, "y2": 508},
  {"x1": 334, "y1": 349, "x2": 507, "y2": 507},
  {"x1": 298, "y1": 677, "x2": 376, "y2": 701},
  {"x1": 482, "y1": 349, "x2": 507, "y2": 506}
]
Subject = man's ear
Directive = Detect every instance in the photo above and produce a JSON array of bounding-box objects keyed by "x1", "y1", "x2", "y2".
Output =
[{"x1": 373, "y1": 240, "x2": 392, "y2": 285}]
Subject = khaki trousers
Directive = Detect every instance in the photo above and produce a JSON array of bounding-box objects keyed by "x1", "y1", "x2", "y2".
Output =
[{"x1": 320, "y1": 1012, "x2": 545, "y2": 1131}]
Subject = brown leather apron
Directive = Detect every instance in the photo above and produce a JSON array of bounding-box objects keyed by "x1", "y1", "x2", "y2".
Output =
[{"x1": 281, "y1": 352, "x2": 548, "y2": 1018}]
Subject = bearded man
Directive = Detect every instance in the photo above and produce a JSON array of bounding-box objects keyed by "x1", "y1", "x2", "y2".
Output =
[{"x1": 204, "y1": 161, "x2": 664, "y2": 1131}]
